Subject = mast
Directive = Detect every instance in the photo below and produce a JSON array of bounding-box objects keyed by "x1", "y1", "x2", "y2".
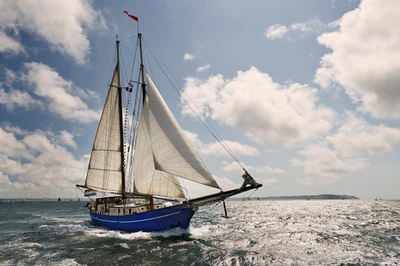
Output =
[
  {"x1": 138, "y1": 33, "x2": 146, "y2": 102},
  {"x1": 138, "y1": 33, "x2": 154, "y2": 209},
  {"x1": 116, "y1": 39, "x2": 126, "y2": 197}
]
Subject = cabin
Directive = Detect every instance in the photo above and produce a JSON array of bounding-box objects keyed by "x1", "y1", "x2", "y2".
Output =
[{"x1": 92, "y1": 196, "x2": 174, "y2": 216}]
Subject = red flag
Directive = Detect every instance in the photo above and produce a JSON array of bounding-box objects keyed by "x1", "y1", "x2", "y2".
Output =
[{"x1": 123, "y1": 10, "x2": 138, "y2": 22}]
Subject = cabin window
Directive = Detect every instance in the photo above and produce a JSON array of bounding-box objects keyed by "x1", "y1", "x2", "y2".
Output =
[
  {"x1": 118, "y1": 209, "x2": 120, "y2": 214},
  {"x1": 141, "y1": 207, "x2": 144, "y2": 211},
  {"x1": 129, "y1": 209, "x2": 132, "y2": 214}
]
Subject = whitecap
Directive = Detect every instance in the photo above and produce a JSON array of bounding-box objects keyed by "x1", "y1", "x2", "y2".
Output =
[{"x1": 118, "y1": 243, "x2": 129, "y2": 249}]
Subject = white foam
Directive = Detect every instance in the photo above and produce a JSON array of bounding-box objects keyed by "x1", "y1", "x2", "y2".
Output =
[
  {"x1": 85, "y1": 226, "x2": 211, "y2": 240},
  {"x1": 58, "y1": 258, "x2": 86, "y2": 266},
  {"x1": 187, "y1": 224, "x2": 220, "y2": 238},
  {"x1": 85, "y1": 229, "x2": 153, "y2": 240},
  {"x1": 118, "y1": 243, "x2": 129, "y2": 249}
]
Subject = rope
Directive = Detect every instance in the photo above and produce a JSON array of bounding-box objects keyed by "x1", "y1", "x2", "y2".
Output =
[
  {"x1": 142, "y1": 38, "x2": 245, "y2": 170},
  {"x1": 229, "y1": 188, "x2": 258, "y2": 216}
]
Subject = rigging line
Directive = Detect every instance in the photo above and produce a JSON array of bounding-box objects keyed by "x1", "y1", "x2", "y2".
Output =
[
  {"x1": 119, "y1": 45, "x2": 131, "y2": 88},
  {"x1": 119, "y1": 35, "x2": 137, "y2": 42},
  {"x1": 142, "y1": 41, "x2": 154, "y2": 79},
  {"x1": 129, "y1": 71, "x2": 143, "y2": 161},
  {"x1": 202, "y1": 201, "x2": 223, "y2": 215},
  {"x1": 141, "y1": 38, "x2": 241, "y2": 165},
  {"x1": 142, "y1": 38, "x2": 243, "y2": 168},
  {"x1": 106, "y1": 43, "x2": 117, "y2": 90},
  {"x1": 142, "y1": 39, "x2": 244, "y2": 169},
  {"x1": 179, "y1": 177, "x2": 190, "y2": 200},
  {"x1": 127, "y1": 77, "x2": 142, "y2": 188},
  {"x1": 230, "y1": 188, "x2": 258, "y2": 216},
  {"x1": 120, "y1": 42, "x2": 141, "y2": 69},
  {"x1": 129, "y1": 39, "x2": 139, "y2": 83}
]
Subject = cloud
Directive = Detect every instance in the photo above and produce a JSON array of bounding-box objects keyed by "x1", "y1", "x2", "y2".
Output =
[
  {"x1": 265, "y1": 17, "x2": 338, "y2": 40},
  {"x1": 196, "y1": 64, "x2": 210, "y2": 73},
  {"x1": 0, "y1": 172, "x2": 38, "y2": 197},
  {"x1": 258, "y1": 177, "x2": 280, "y2": 186},
  {"x1": 183, "y1": 53, "x2": 195, "y2": 61},
  {"x1": 297, "y1": 177, "x2": 315, "y2": 186},
  {"x1": 291, "y1": 142, "x2": 368, "y2": 178},
  {"x1": 314, "y1": 0, "x2": 400, "y2": 119},
  {"x1": 1, "y1": 123, "x2": 28, "y2": 136},
  {"x1": 0, "y1": 125, "x2": 88, "y2": 198},
  {"x1": 265, "y1": 24, "x2": 288, "y2": 39},
  {"x1": 0, "y1": 0, "x2": 105, "y2": 64},
  {"x1": 20, "y1": 62, "x2": 101, "y2": 123},
  {"x1": 0, "y1": 31, "x2": 25, "y2": 54},
  {"x1": 327, "y1": 113, "x2": 400, "y2": 157},
  {"x1": 291, "y1": 112, "x2": 400, "y2": 178},
  {"x1": 0, "y1": 87, "x2": 42, "y2": 111},
  {"x1": 182, "y1": 67, "x2": 336, "y2": 145},
  {"x1": 0, "y1": 127, "x2": 32, "y2": 160},
  {"x1": 222, "y1": 161, "x2": 284, "y2": 175},
  {"x1": 59, "y1": 130, "x2": 77, "y2": 149},
  {"x1": 183, "y1": 130, "x2": 259, "y2": 157},
  {"x1": 290, "y1": 17, "x2": 338, "y2": 33}
]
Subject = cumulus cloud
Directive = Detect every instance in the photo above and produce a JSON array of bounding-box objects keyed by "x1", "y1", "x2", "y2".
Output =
[
  {"x1": 292, "y1": 112, "x2": 400, "y2": 178},
  {"x1": 0, "y1": 125, "x2": 88, "y2": 198},
  {"x1": 291, "y1": 142, "x2": 368, "y2": 178},
  {"x1": 222, "y1": 161, "x2": 284, "y2": 175},
  {"x1": 327, "y1": 113, "x2": 400, "y2": 157},
  {"x1": 196, "y1": 64, "x2": 210, "y2": 73},
  {"x1": 0, "y1": 31, "x2": 25, "y2": 54},
  {"x1": 59, "y1": 130, "x2": 77, "y2": 149},
  {"x1": 1, "y1": 123, "x2": 28, "y2": 136},
  {"x1": 182, "y1": 67, "x2": 336, "y2": 145},
  {"x1": 183, "y1": 130, "x2": 259, "y2": 157},
  {"x1": 314, "y1": 0, "x2": 400, "y2": 119},
  {"x1": 0, "y1": 63, "x2": 100, "y2": 123},
  {"x1": 0, "y1": 87, "x2": 42, "y2": 111},
  {"x1": 265, "y1": 24, "x2": 288, "y2": 39},
  {"x1": 0, "y1": 0, "x2": 105, "y2": 64},
  {"x1": 183, "y1": 53, "x2": 195, "y2": 61},
  {"x1": 20, "y1": 62, "x2": 101, "y2": 123}
]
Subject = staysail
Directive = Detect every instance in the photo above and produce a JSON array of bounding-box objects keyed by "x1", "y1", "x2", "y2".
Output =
[
  {"x1": 133, "y1": 74, "x2": 220, "y2": 198},
  {"x1": 85, "y1": 66, "x2": 124, "y2": 193}
]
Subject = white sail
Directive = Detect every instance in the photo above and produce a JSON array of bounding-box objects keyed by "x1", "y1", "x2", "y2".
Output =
[
  {"x1": 85, "y1": 66, "x2": 123, "y2": 193},
  {"x1": 133, "y1": 73, "x2": 219, "y2": 198}
]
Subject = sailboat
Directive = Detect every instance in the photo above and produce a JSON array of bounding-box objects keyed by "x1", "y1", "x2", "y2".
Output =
[{"x1": 76, "y1": 31, "x2": 262, "y2": 232}]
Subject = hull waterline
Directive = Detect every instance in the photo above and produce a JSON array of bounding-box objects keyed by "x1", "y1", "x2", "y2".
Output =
[{"x1": 89, "y1": 203, "x2": 195, "y2": 232}]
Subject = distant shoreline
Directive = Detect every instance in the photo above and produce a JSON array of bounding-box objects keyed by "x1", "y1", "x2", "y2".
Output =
[
  {"x1": 229, "y1": 194, "x2": 359, "y2": 201},
  {"x1": 0, "y1": 194, "x2": 361, "y2": 202},
  {"x1": 0, "y1": 198, "x2": 89, "y2": 202}
]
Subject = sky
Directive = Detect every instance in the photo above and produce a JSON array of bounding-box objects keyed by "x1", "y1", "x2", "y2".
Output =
[{"x1": 0, "y1": 0, "x2": 399, "y2": 200}]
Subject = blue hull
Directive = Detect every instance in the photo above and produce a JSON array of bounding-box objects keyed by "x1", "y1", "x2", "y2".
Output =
[{"x1": 90, "y1": 203, "x2": 195, "y2": 232}]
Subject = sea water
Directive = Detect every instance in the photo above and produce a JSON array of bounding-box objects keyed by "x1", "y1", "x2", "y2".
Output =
[{"x1": 0, "y1": 200, "x2": 399, "y2": 265}]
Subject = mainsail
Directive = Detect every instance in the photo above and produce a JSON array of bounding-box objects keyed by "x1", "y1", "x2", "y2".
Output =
[
  {"x1": 133, "y1": 74, "x2": 220, "y2": 198},
  {"x1": 85, "y1": 65, "x2": 124, "y2": 193}
]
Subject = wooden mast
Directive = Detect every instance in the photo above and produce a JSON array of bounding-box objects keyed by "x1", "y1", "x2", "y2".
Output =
[
  {"x1": 138, "y1": 33, "x2": 154, "y2": 210},
  {"x1": 116, "y1": 39, "x2": 126, "y2": 198}
]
